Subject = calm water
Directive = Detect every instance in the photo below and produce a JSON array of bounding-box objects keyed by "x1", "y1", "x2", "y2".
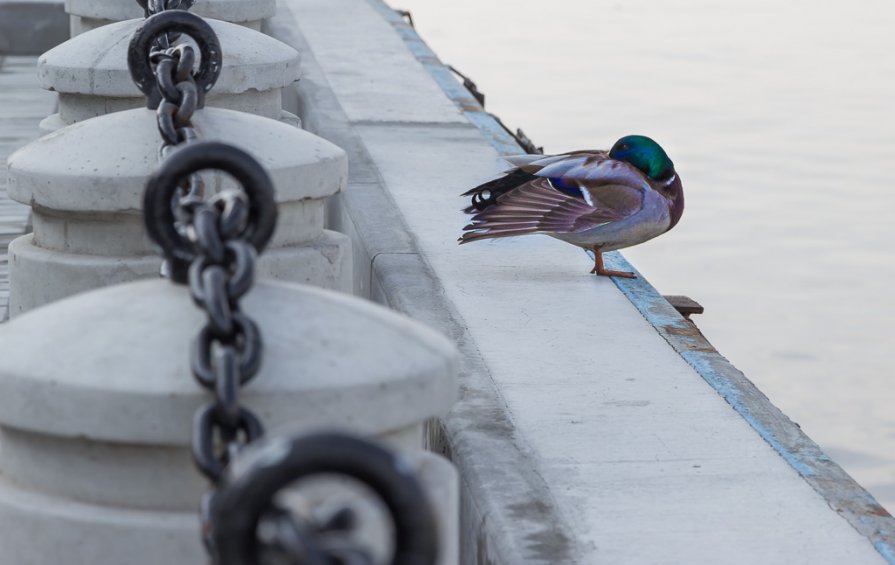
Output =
[{"x1": 393, "y1": 0, "x2": 895, "y2": 507}]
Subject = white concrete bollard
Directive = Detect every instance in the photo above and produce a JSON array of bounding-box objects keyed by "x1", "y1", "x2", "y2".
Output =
[
  {"x1": 38, "y1": 18, "x2": 301, "y2": 130},
  {"x1": 6, "y1": 107, "x2": 353, "y2": 315},
  {"x1": 0, "y1": 277, "x2": 459, "y2": 564},
  {"x1": 65, "y1": 0, "x2": 276, "y2": 36}
]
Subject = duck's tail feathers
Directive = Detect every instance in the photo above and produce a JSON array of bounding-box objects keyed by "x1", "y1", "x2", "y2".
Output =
[
  {"x1": 461, "y1": 169, "x2": 538, "y2": 214},
  {"x1": 504, "y1": 154, "x2": 546, "y2": 168},
  {"x1": 458, "y1": 223, "x2": 544, "y2": 245}
]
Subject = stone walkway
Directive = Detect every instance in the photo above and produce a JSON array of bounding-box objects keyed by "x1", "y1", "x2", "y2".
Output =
[{"x1": 0, "y1": 55, "x2": 56, "y2": 321}]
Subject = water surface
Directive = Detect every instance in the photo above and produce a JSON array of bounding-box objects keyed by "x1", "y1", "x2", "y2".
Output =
[{"x1": 393, "y1": 0, "x2": 895, "y2": 507}]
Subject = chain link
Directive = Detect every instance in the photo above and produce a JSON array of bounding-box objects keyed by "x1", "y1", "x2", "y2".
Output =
[{"x1": 137, "y1": 0, "x2": 196, "y2": 18}]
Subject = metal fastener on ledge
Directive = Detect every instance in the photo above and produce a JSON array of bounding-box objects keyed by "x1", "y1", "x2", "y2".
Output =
[{"x1": 663, "y1": 295, "x2": 705, "y2": 319}]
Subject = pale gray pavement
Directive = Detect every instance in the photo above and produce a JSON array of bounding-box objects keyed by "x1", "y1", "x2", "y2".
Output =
[{"x1": 0, "y1": 55, "x2": 55, "y2": 321}]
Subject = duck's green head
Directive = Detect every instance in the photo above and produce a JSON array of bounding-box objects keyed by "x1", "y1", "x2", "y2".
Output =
[{"x1": 609, "y1": 135, "x2": 675, "y2": 181}]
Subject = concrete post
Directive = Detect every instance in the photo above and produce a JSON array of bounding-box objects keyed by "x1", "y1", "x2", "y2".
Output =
[
  {"x1": 38, "y1": 18, "x2": 302, "y2": 130},
  {"x1": 65, "y1": 0, "x2": 276, "y2": 36},
  {"x1": 6, "y1": 107, "x2": 353, "y2": 314},
  {"x1": 0, "y1": 278, "x2": 459, "y2": 564}
]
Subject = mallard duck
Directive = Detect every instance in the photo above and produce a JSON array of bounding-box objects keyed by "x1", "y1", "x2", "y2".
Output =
[{"x1": 458, "y1": 135, "x2": 684, "y2": 278}]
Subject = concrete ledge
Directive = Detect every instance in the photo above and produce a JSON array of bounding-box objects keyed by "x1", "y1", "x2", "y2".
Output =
[
  {"x1": 272, "y1": 0, "x2": 895, "y2": 562},
  {"x1": 269, "y1": 12, "x2": 574, "y2": 562},
  {"x1": 364, "y1": 4, "x2": 895, "y2": 556},
  {"x1": 371, "y1": 252, "x2": 576, "y2": 563},
  {"x1": 363, "y1": 3, "x2": 895, "y2": 557},
  {"x1": 0, "y1": 0, "x2": 68, "y2": 55},
  {"x1": 605, "y1": 255, "x2": 895, "y2": 557}
]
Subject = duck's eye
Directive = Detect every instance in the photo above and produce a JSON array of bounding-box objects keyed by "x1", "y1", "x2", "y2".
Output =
[{"x1": 619, "y1": 144, "x2": 630, "y2": 151}]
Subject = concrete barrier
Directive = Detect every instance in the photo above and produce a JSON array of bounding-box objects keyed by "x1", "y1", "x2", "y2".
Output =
[
  {"x1": 0, "y1": 4, "x2": 461, "y2": 562},
  {"x1": 0, "y1": 278, "x2": 459, "y2": 563},
  {"x1": 7, "y1": 8, "x2": 350, "y2": 314},
  {"x1": 7, "y1": 108, "x2": 353, "y2": 313}
]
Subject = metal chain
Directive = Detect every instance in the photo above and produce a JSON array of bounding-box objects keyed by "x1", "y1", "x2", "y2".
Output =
[
  {"x1": 136, "y1": 10, "x2": 260, "y2": 493},
  {"x1": 186, "y1": 190, "x2": 264, "y2": 487},
  {"x1": 187, "y1": 188, "x2": 268, "y2": 555},
  {"x1": 137, "y1": 0, "x2": 201, "y2": 171},
  {"x1": 134, "y1": 10, "x2": 440, "y2": 563},
  {"x1": 148, "y1": 30, "x2": 205, "y2": 225},
  {"x1": 132, "y1": 11, "x2": 270, "y2": 557}
]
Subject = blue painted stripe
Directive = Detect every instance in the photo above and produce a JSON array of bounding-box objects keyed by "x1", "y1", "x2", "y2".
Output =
[
  {"x1": 368, "y1": 0, "x2": 895, "y2": 560},
  {"x1": 600, "y1": 255, "x2": 824, "y2": 476},
  {"x1": 878, "y1": 542, "x2": 895, "y2": 564}
]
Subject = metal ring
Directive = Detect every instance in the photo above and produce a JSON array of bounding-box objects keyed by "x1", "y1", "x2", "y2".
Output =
[
  {"x1": 215, "y1": 191, "x2": 250, "y2": 239},
  {"x1": 143, "y1": 142, "x2": 277, "y2": 283},
  {"x1": 232, "y1": 314, "x2": 262, "y2": 383},
  {"x1": 156, "y1": 101, "x2": 179, "y2": 145},
  {"x1": 191, "y1": 312, "x2": 263, "y2": 389},
  {"x1": 174, "y1": 44, "x2": 195, "y2": 82},
  {"x1": 214, "y1": 346, "x2": 242, "y2": 430},
  {"x1": 187, "y1": 243, "x2": 255, "y2": 308},
  {"x1": 191, "y1": 206, "x2": 226, "y2": 264},
  {"x1": 224, "y1": 241, "x2": 256, "y2": 300},
  {"x1": 155, "y1": 56, "x2": 181, "y2": 102},
  {"x1": 189, "y1": 262, "x2": 233, "y2": 336},
  {"x1": 210, "y1": 433, "x2": 439, "y2": 565},
  {"x1": 127, "y1": 10, "x2": 222, "y2": 109},
  {"x1": 174, "y1": 80, "x2": 198, "y2": 127},
  {"x1": 193, "y1": 403, "x2": 265, "y2": 483}
]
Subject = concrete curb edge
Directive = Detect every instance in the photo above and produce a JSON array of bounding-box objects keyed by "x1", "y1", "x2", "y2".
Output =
[{"x1": 366, "y1": 0, "x2": 895, "y2": 559}]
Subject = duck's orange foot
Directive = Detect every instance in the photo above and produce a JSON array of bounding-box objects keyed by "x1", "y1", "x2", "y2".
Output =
[{"x1": 590, "y1": 247, "x2": 637, "y2": 278}]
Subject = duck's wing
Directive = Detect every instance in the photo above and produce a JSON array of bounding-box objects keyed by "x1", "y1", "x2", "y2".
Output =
[
  {"x1": 459, "y1": 152, "x2": 648, "y2": 244},
  {"x1": 461, "y1": 151, "x2": 606, "y2": 213}
]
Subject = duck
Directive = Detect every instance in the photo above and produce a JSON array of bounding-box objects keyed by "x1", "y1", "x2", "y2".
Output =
[{"x1": 458, "y1": 135, "x2": 684, "y2": 278}]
